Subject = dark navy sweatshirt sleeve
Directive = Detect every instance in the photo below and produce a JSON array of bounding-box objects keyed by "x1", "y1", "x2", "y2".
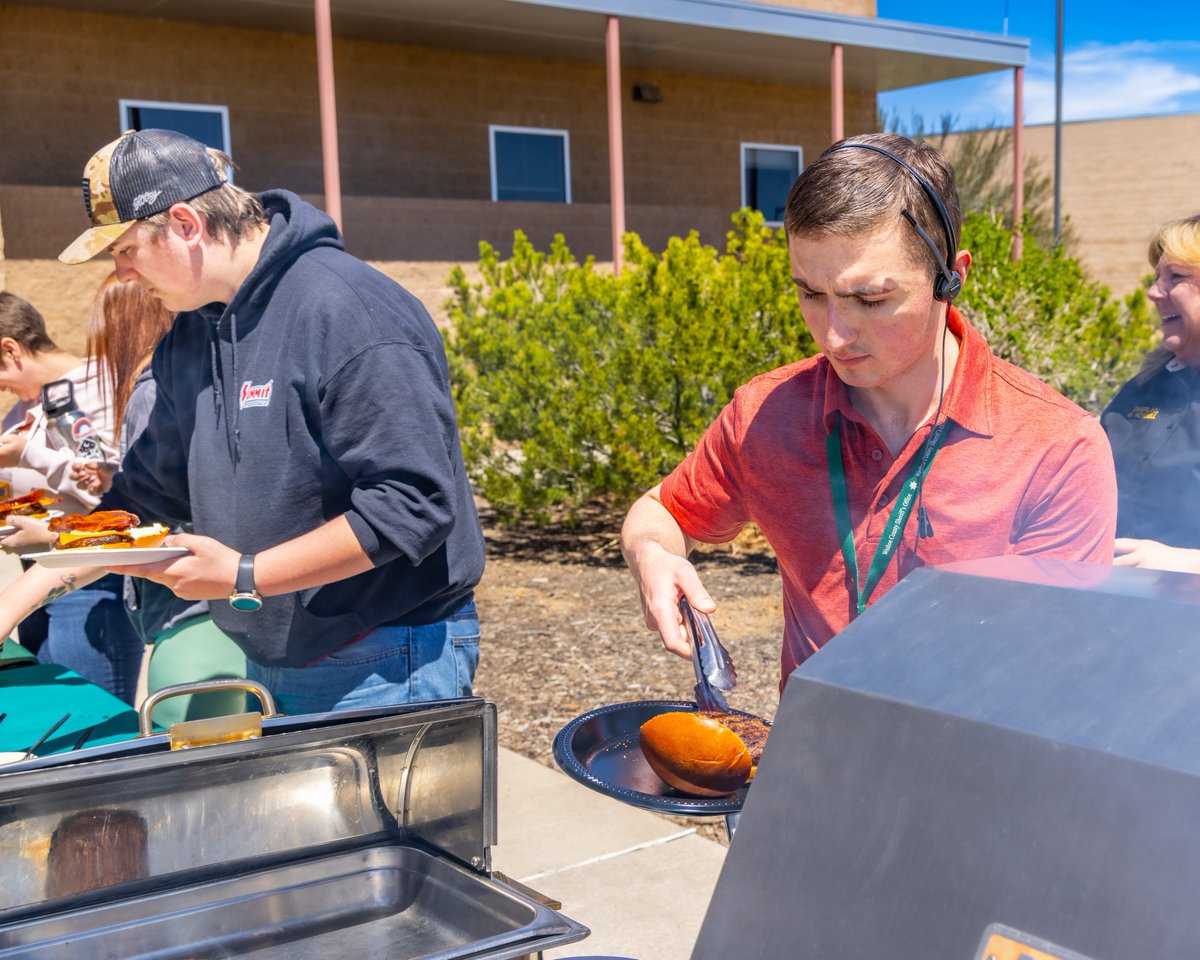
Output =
[{"x1": 318, "y1": 337, "x2": 462, "y2": 566}]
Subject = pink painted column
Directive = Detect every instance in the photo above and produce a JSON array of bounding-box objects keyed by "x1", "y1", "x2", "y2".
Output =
[
  {"x1": 1012, "y1": 65, "x2": 1025, "y2": 261},
  {"x1": 830, "y1": 44, "x2": 845, "y2": 143},
  {"x1": 314, "y1": 0, "x2": 344, "y2": 235},
  {"x1": 606, "y1": 15, "x2": 626, "y2": 274}
]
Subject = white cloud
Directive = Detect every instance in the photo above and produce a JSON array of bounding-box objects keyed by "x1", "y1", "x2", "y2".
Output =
[{"x1": 977, "y1": 40, "x2": 1200, "y2": 125}]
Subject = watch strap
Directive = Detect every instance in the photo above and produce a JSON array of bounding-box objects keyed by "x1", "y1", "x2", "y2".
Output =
[
  {"x1": 235, "y1": 554, "x2": 257, "y2": 595},
  {"x1": 230, "y1": 554, "x2": 263, "y2": 612}
]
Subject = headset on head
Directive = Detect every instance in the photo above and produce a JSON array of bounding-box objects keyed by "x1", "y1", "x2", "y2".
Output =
[{"x1": 829, "y1": 142, "x2": 963, "y2": 304}]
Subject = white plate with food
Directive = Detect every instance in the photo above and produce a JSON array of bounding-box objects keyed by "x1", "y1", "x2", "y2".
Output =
[
  {"x1": 0, "y1": 509, "x2": 64, "y2": 536},
  {"x1": 27, "y1": 545, "x2": 190, "y2": 569}
]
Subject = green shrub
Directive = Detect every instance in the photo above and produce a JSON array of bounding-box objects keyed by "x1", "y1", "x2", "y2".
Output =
[
  {"x1": 444, "y1": 211, "x2": 811, "y2": 521},
  {"x1": 446, "y1": 210, "x2": 1155, "y2": 521},
  {"x1": 958, "y1": 212, "x2": 1156, "y2": 413}
]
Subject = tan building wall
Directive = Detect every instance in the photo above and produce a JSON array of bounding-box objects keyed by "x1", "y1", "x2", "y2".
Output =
[
  {"x1": 0, "y1": 2, "x2": 876, "y2": 262},
  {"x1": 945, "y1": 114, "x2": 1200, "y2": 295},
  {"x1": 1018, "y1": 114, "x2": 1200, "y2": 294},
  {"x1": 753, "y1": 0, "x2": 877, "y2": 15}
]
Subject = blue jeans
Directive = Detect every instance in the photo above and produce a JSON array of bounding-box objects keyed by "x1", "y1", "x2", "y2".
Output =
[
  {"x1": 246, "y1": 601, "x2": 480, "y2": 716},
  {"x1": 36, "y1": 573, "x2": 146, "y2": 705}
]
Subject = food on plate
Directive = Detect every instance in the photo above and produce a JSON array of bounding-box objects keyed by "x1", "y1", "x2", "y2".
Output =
[
  {"x1": 48, "y1": 510, "x2": 169, "y2": 550},
  {"x1": 0, "y1": 488, "x2": 62, "y2": 521},
  {"x1": 638, "y1": 710, "x2": 772, "y2": 797},
  {"x1": 702, "y1": 711, "x2": 771, "y2": 776}
]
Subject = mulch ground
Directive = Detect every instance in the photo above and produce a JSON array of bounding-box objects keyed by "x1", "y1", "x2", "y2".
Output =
[{"x1": 471, "y1": 505, "x2": 784, "y2": 844}]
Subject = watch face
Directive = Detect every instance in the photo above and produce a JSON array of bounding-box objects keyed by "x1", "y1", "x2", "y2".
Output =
[{"x1": 230, "y1": 593, "x2": 263, "y2": 612}]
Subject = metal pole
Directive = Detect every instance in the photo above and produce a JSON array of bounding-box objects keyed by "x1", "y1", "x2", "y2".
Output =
[
  {"x1": 830, "y1": 44, "x2": 845, "y2": 143},
  {"x1": 605, "y1": 15, "x2": 626, "y2": 275},
  {"x1": 1012, "y1": 66, "x2": 1024, "y2": 261},
  {"x1": 314, "y1": 0, "x2": 344, "y2": 236},
  {"x1": 1053, "y1": 0, "x2": 1063, "y2": 246}
]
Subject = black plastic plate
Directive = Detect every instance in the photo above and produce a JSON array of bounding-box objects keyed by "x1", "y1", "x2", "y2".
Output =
[{"x1": 552, "y1": 699, "x2": 765, "y2": 816}]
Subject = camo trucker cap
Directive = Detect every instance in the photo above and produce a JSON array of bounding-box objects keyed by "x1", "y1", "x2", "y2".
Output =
[{"x1": 59, "y1": 128, "x2": 226, "y2": 264}]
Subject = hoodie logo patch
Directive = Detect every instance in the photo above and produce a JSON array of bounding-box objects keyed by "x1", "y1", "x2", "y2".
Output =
[{"x1": 239, "y1": 379, "x2": 274, "y2": 409}]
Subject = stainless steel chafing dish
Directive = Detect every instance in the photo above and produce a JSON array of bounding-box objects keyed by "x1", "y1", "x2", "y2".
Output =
[{"x1": 0, "y1": 693, "x2": 588, "y2": 959}]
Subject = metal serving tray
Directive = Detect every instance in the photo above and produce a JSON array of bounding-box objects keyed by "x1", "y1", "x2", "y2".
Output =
[
  {"x1": 0, "y1": 842, "x2": 586, "y2": 960},
  {"x1": 0, "y1": 697, "x2": 589, "y2": 959},
  {"x1": 553, "y1": 700, "x2": 766, "y2": 816}
]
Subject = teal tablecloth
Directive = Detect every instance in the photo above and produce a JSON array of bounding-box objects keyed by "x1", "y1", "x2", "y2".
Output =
[{"x1": 0, "y1": 641, "x2": 143, "y2": 756}]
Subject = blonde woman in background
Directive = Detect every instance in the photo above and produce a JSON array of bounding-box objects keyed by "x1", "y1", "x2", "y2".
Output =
[{"x1": 1102, "y1": 213, "x2": 1200, "y2": 574}]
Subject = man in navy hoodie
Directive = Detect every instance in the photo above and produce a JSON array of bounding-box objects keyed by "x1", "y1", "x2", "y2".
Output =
[{"x1": 0, "y1": 128, "x2": 486, "y2": 714}]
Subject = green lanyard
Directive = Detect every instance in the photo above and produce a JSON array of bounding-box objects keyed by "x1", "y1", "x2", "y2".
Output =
[{"x1": 826, "y1": 417, "x2": 951, "y2": 616}]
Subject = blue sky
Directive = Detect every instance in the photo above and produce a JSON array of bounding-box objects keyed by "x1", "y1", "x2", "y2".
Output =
[{"x1": 876, "y1": 0, "x2": 1200, "y2": 130}]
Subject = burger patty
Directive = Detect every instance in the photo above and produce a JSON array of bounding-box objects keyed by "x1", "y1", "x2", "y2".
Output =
[
  {"x1": 4, "y1": 504, "x2": 48, "y2": 517},
  {"x1": 58, "y1": 534, "x2": 131, "y2": 549},
  {"x1": 700, "y1": 711, "x2": 771, "y2": 763}
]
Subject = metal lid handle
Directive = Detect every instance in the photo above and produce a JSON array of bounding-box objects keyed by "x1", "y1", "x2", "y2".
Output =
[{"x1": 138, "y1": 678, "x2": 279, "y2": 736}]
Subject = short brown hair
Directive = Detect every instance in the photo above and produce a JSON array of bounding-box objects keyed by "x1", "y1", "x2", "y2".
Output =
[
  {"x1": 0, "y1": 291, "x2": 57, "y2": 354},
  {"x1": 141, "y1": 148, "x2": 266, "y2": 248},
  {"x1": 784, "y1": 133, "x2": 961, "y2": 278}
]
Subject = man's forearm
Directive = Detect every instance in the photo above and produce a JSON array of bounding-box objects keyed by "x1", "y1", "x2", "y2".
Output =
[
  {"x1": 620, "y1": 485, "x2": 696, "y2": 573},
  {"x1": 0, "y1": 562, "x2": 106, "y2": 637},
  {"x1": 620, "y1": 484, "x2": 717, "y2": 650},
  {"x1": 254, "y1": 515, "x2": 375, "y2": 597}
]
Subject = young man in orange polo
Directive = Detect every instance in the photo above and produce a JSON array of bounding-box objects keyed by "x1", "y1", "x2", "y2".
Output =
[{"x1": 621, "y1": 133, "x2": 1117, "y2": 691}]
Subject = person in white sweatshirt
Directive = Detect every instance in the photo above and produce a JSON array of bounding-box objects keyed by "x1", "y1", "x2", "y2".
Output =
[{"x1": 0, "y1": 291, "x2": 143, "y2": 703}]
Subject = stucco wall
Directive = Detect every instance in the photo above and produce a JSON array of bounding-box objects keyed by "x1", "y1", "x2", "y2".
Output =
[
  {"x1": 945, "y1": 113, "x2": 1200, "y2": 295},
  {"x1": 0, "y1": 2, "x2": 876, "y2": 260},
  {"x1": 1021, "y1": 114, "x2": 1200, "y2": 294},
  {"x1": 756, "y1": 0, "x2": 877, "y2": 16}
]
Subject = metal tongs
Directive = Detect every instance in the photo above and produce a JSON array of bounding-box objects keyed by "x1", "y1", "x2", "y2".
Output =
[{"x1": 680, "y1": 596, "x2": 737, "y2": 712}]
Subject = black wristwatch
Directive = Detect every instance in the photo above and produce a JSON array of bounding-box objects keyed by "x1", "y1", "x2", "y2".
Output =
[{"x1": 229, "y1": 553, "x2": 263, "y2": 612}]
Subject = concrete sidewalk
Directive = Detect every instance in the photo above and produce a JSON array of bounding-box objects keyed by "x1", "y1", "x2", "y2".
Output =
[{"x1": 493, "y1": 748, "x2": 727, "y2": 960}]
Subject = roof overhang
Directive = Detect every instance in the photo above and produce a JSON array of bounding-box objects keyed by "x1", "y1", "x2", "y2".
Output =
[{"x1": 36, "y1": 0, "x2": 1029, "y2": 91}]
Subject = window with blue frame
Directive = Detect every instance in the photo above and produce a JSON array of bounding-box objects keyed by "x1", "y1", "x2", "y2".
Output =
[
  {"x1": 119, "y1": 100, "x2": 231, "y2": 156},
  {"x1": 742, "y1": 143, "x2": 803, "y2": 225},
  {"x1": 490, "y1": 126, "x2": 571, "y2": 203}
]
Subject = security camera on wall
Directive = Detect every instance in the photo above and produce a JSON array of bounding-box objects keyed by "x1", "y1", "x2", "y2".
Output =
[{"x1": 632, "y1": 82, "x2": 662, "y2": 103}]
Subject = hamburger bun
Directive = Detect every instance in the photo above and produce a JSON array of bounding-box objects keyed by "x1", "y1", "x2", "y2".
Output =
[
  {"x1": 639, "y1": 711, "x2": 753, "y2": 797},
  {"x1": 130, "y1": 524, "x2": 169, "y2": 548}
]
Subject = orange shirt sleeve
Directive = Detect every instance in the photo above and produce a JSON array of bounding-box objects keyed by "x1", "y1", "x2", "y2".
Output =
[
  {"x1": 658, "y1": 395, "x2": 749, "y2": 545},
  {"x1": 1009, "y1": 412, "x2": 1117, "y2": 562}
]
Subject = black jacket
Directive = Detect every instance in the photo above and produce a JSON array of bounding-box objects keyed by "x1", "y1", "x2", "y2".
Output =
[
  {"x1": 104, "y1": 191, "x2": 485, "y2": 666},
  {"x1": 1101, "y1": 357, "x2": 1200, "y2": 548}
]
